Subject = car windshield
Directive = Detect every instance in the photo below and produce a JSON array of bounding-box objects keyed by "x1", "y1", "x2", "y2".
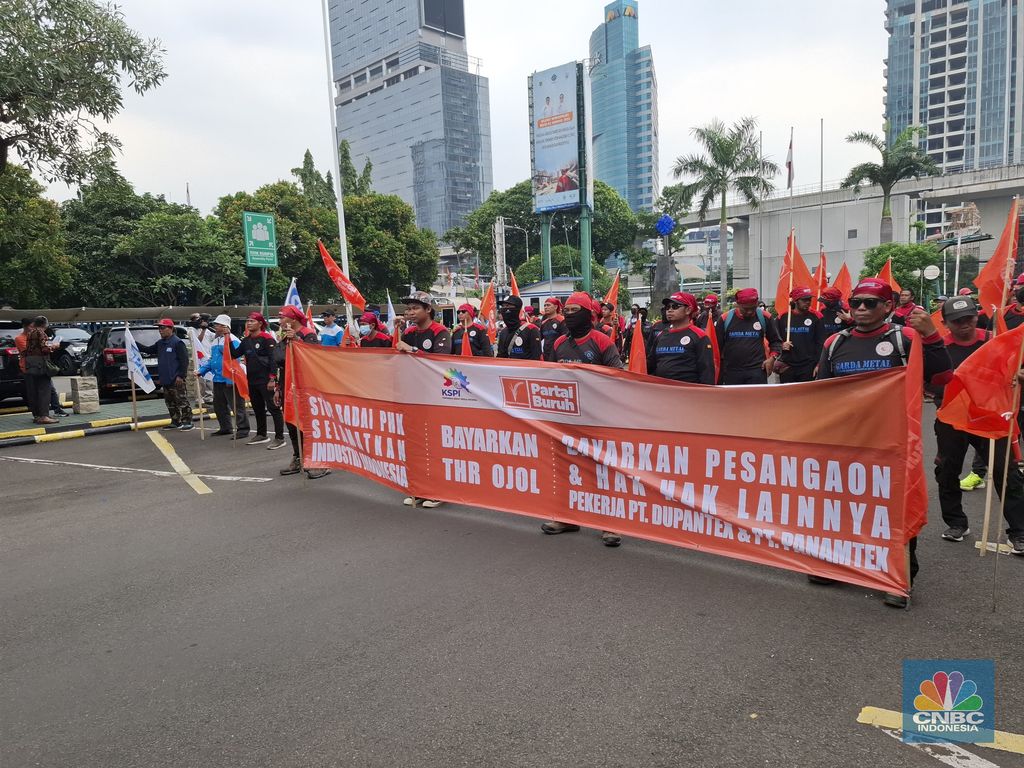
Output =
[
  {"x1": 108, "y1": 328, "x2": 162, "y2": 348},
  {"x1": 54, "y1": 328, "x2": 91, "y2": 343}
]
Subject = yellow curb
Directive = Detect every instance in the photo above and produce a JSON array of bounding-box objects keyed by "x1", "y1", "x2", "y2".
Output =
[
  {"x1": 858, "y1": 706, "x2": 1024, "y2": 755},
  {"x1": 134, "y1": 419, "x2": 170, "y2": 430},
  {"x1": 0, "y1": 427, "x2": 47, "y2": 439},
  {"x1": 88, "y1": 417, "x2": 133, "y2": 428},
  {"x1": 36, "y1": 430, "x2": 87, "y2": 443}
]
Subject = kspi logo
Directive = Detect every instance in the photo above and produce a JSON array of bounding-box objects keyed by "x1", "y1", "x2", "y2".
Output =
[
  {"x1": 903, "y1": 660, "x2": 994, "y2": 744},
  {"x1": 500, "y1": 377, "x2": 580, "y2": 415},
  {"x1": 441, "y1": 369, "x2": 470, "y2": 399}
]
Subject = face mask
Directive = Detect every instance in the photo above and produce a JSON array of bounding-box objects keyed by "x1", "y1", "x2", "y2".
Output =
[
  {"x1": 563, "y1": 310, "x2": 593, "y2": 336},
  {"x1": 359, "y1": 324, "x2": 372, "y2": 337},
  {"x1": 500, "y1": 307, "x2": 519, "y2": 324},
  {"x1": 1015, "y1": 288, "x2": 1024, "y2": 304}
]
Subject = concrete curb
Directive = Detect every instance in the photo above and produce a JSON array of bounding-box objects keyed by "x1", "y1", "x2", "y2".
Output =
[{"x1": 0, "y1": 408, "x2": 211, "y2": 448}]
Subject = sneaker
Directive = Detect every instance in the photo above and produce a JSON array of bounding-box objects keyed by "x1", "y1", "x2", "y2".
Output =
[
  {"x1": 178, "y1": 423, "x2": 195, "y2": 431},
  {"x1": 162, "y1": 423, "x2": 181, "y2": 431},
  {"x1": 280, "y1": 457, "x2": 302, "y2": 476},
  {"x1": 305, "y1": 468, "x2": 330, "y2": 480},
  {"x1": 53, "y1": 410, "x2": 70, "y2": 418},
  {"x1": 267, "y1": 437, "x2": 287, "y2": 450},
  {"x1": 235, "y1": 431, "x2": 250, "y2": 439},
  {"x1": 420, "y1": 499, "x2": 444, "y2": 508},
  {"x1": 541, "y1": 521, "x2": 581, "y2": 535},
  {"x1": 883, "y1": 593, "x2": 909, "y2": 609},
  {"x1": 211, "y1": 430, "x2": 232, "y2": 436},
  {"x1": 403, "y1": 497, "x2": 420, "y2": 506},
  {"x1": 942, "y1": 526, "x2": 970, "y2": 542},
  {"x1": 1010, "y1": 536, "x2": 1024, "y2": 556},
  {"x1": 807, "y1": 574, "x2": 838, "y2": 585},
  {"x1": 601, "y1": 531, "x2": 622, "y2": 547},
  {"x1": 247, "y1": 434, "x2": 271, "y2": 445},
  {"x1": 960, "y1": 472, "x2": 986, "y2": 491}
]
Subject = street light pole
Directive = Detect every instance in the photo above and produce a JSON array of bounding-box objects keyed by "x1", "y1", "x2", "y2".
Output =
[{"x1": 505, "y1": 223, "x2": 530, "y2": 263}]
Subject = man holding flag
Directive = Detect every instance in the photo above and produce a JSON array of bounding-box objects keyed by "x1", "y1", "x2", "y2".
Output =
[
  {"x1": 452, "y1": 304, "x2": 492, "y2": 356},
  {"x1": 197, "y1": 314, "x2": 249, "y2": 438},
  {"x1": 137, "y1": 318, "x2": 192, "y2": 431},
  {"x1": 775, "y1": 287, "x2": 824, "y2": 383}
]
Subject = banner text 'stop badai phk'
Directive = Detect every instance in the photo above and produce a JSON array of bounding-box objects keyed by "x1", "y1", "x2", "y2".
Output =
[{"x1": 287, "y1": 345, "x2": 923, "y2": 596}]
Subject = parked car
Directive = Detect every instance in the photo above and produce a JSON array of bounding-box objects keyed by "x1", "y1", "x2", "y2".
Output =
[
  {"x1": 51, "y1": 327, "x2": 92, "y2": 375},
  {"x1": 0, "y1": 321, "x2": 24, "y2": 402},
  {"x1": 80, "y1": 325, "x2": 187, "y2": 394}
]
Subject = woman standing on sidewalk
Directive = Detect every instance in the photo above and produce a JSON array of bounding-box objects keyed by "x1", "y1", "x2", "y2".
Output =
[{"x1": 22, "y1": 316, "x2": 58, "y2": 425}]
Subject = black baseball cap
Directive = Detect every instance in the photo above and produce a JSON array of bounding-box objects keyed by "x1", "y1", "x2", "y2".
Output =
[{"x1": 942, "y1": 296, "x2": 978, "y2": 321}]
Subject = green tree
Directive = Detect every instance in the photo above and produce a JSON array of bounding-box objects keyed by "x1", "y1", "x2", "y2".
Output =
[
  {"x1": 0, "y1": 0, "x2": 166, "y2": 181},
  {"x1": 514, "y1": 244, "x2": 629, "y2": 306},
  {"x1": 0, "y1": 166, "x2": 72, "y2": 306},
  {"x1": 842, "y1": 126, "x2": 939, "y2": 244},
  {"x1": 338, "y1": 140, "x2": 372, "y2": 195},
  {"x1": 860, "y1": 242, "x2": 942, "y2": 302},
  {"x1": 671, "y1": 117, "x2": 778, "y2": 295},
  {"x1": 111, "y1": 207, "x2": 244, "y2": 305},
  {"x1": 291, "y1": 149, "x2": 336, "y2": 208}
]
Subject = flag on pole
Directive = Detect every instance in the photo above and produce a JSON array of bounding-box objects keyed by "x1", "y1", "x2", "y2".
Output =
[
  {"x1": 830, "y1": 263, "x2": 853, "y2": 303},
  {"x1": 775, "y1": 230, "x2": 815, "y2": 314},
  {"x1": 341, "y1": 324, "x2": 358, "y2": 348},
  {"x1": 815, "y1": 250, "x2": 828, "y2": 301},
  {"x1": 123, "y1": 325, "x2": 156, "y2": 394},
  {"x1": 460, "y1": 326, "x2": 474, "y2": 357},
  {"x1": 305, "y1": 300, "x2": 314, "y2": 326},
  {"x1": 973, "y1": 197, "x2": 1020, "y2": 319},
  {"x1": 627, "y1": 316, "x2": 646, "y2": 374},
  {"x1": 875, "y1": 258, "x2": 901, "y2": 293},
  {"x1": 284, "y1": 278, "x2": 303, "y2": 311},
  {"x1": 786, "y1": 130, "x2": 794, "y2": 190},
  {"x1": 509, "y1": 270, "x2": 521, "y2": 297},
  {"x1": 479, "y1": 281, "x2": 498, "y2": 343},
  {"x1": 705, "y1": 312, "x2": 720, "y2": 383},
  {"x1": 220, "y1": 335, "x2": 250, "y2": 403},
  {"x1": 384, "y1": 290, "x2": 397, "y2": 335},
  {"x1": 317, "y1": 239, "x2": 366, "y2": 311},
  {"x1": 604, "y1": 270, "x2": 621, "y2": 307}
]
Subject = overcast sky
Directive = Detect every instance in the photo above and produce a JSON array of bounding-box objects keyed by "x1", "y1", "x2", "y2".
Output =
[{"x1": 46, "y1": 0, "x2": 889, "y2": 215}]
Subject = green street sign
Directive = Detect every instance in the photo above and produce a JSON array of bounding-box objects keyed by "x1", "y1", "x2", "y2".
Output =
[{"x1": 242, "y1": 211, "x2": 278, "y2": 268}]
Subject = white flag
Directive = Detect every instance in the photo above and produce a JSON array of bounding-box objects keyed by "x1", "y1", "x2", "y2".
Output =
[
  {"x1": 123, "y1": 324, "x2": 156, "y2": 394},
  {"x1": 186, "y1": 327, "x2": 202, "y2": 372},
  {"x1": 385, "y1": 290, "x2": 397, "y2": 335}
]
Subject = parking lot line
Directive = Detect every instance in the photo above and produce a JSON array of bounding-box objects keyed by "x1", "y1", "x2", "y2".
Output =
[
  {"x1": 858, "y1": 706, "x2": 1024, "y2": 756},
  {"x1": 0, "y1": 455, "x2": 272, "y2": 483},
  {"x1": 146, "y1": 432, "x2": 212, "y2": 495}
]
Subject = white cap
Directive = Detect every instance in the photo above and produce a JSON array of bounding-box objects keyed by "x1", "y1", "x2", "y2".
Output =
[{"x1": 212, "y1": 313, "x2": 232, "y2": 327}]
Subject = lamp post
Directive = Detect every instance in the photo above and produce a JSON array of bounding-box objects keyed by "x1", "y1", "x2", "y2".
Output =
[{"x1": 504, "y1": 223, "x2": 530, "y2": 264}]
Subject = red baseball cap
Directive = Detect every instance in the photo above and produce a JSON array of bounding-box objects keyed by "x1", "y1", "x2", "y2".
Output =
[
  {"x1": 703, "y1": 294, "x2": 719, "y2": 305},
  {"x1": 789, "y1": 286, "x2": 813, "y2": 300},
  {"x1": 457, "y1": 303, "x2": 476, "y2": 318},
  {"x1": 735, "y1": 288, "x2": 759, "y2": 305},
  {"x1": 663, "y1": 291, "x2": 698, "y2": 314},
  {"x1": 157, "y1": 318, "x2": 174, "y2": 328},
  {"x1": 850, "y1": 278, "x2": 892, "y2": 300},
  {"x1": 819, "y1": 287, "x2": 842, "y2": 302}
]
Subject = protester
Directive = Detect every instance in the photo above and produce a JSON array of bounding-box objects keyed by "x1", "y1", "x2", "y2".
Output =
[
  {"x1": 696, "y1": 294, "x2": 721, "y2": 329},
  {"x1": 891, "y1": 287, "x2": 922, "y2": 325},
  {"x1": 21, "y1": 316, "x2": 58, "y2": 424},
  {"x1": 623, "y1": 306, "x2": 653, "y2": 364},
  {"x1": 818, "y1": 287, "x2": 852, "y2": 338},
  {"x1": 716, "y1": 288, "x2": 781, "y2": 385},
  {"x1": 137, "y1": 318, "x2": 193, "y2": 431},
  {"x1": 543, "y1": 291, "x2": 623, "y2": 546},
  {"x1": 272, "y1": 305, "x2": 328, "y2": 477},
  {"x1": 775, "y1": 286, "x2": 824, "y2": 383},
  {"x1": 187, "y1": 312, "x2": 215, "y2": 404},
  {"x1": 957, "y1": 287, "x2": 990, "y2": 331},
  {"x1": 497, "y1": 295, "x2": 542, "y2": 360},
  {"x1": 599, "y1": 302, "x2": 625, "y2": 351},
  {"x1": 539, "y1": 297, "x2": 565, "y2": 361},
  {"x1": 646, "y1": 292, "x2": 715, "y2": 384},
  {"x1": 396, "y1": 291, "x2": 449, "y2": 507},
  {"x1": 229, "y1": 312, "x2": 283, "y2": 447},
  {"x1": 197, "y1": 314, "x2": 250, "y2": 439},
  {"x1": 628, "y1": 304, "x2": 641, "y2": 328},
  {"x1": 1002, "y1": 274, "x2": 1024, "y2": 330},
  {"x1": 451, "y1": 304, "x2": 492, "y2": 356},
  {"x1": 319, "y1": 309, "x2": 343, "y2": 347},
  {"x1": 358, "y1": 312, "x2": 393, "y2": 348},
  {"x1": 524, "y1": 304, "x2": 539, "y2": 325},
  {"x1": 815, "y1": 277, "x2": 953, "y2": 607}
]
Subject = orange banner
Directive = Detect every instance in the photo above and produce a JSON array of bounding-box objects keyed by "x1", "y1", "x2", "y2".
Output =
[{"x1": 289, "y1": 345, "x2": 920, "y2": 596}]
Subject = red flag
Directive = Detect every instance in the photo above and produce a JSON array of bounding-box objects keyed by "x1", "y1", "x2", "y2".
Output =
[
  {"x1": 875, "y1": 258, "x2": 901, "y2": 293},
  {"x1": 479, "y1": 281, "x2": 498, "y2": 343},
  {"x1": 815, "y1": 250, "x2": 828, "y2": 301},
  {"x1": 627, "y1": 316, "x2": 646, "y2": 374},
  {"x1": 317, "y1": 239, "x2": 366, "y2": 312},
  {"x1": 460, "y1": 326, "x2": 473, "y2": 357},
  {"x1": 775, "y1": 230, "x2": 815, "y2": 314},
  {"x1": 341, "y1": 324, "x2": 358, "y2": 348},
  {"x1": 391, "y1": 323, "x2": 402, "y2": 348},
  {"x1": 930, "y1": 308, "x2": 947, "y2": 338},
  {"x1": 903, "y1": 322, "x2": 927, "y2": 542},
  {"x1": 831, "y1": 263, "x2": 852, "y2": 303},
  {"x1": 604, "y1": 270, "x2": 621, "y2": 307},
  {"x1": 305, "y1": 301, "x2": 314, "y2": 326},
  {"x1": 937, "y1": 323, "x2": 1024, "y2": 439},
  {"x1": 973, "y1": 198, "x2": 1020, "y2": 318},
  {"x1": 706, "y1": 312, "x2": 720, "y2": 383},
  {"x1": 220, "y1": 337, "x2": 250, "y2": 403},
  {"x1": 509, "y1": 270, "x2": 521, "y2": 297}
]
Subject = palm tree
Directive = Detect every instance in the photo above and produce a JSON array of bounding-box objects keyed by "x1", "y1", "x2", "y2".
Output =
[
  {"x1": 841, "y1": 126, "x2": 938, "y2": 244},
  {"x1": 672, "y1": 117, "x2": 778, "y2": 296}
]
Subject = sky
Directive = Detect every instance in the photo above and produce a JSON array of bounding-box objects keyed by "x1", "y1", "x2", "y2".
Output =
[{"x1": 46, "y1": 0, "x2": 889, "y2": 215}]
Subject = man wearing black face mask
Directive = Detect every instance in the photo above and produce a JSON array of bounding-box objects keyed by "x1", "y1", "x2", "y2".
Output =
[
  {"x1": 817, "y1": 287, "x2": 853, "y2": 339},
  {"x1": 1002, "y1": 274, "x2": 1024, "y2": 330},
  {"x1": 496, "y1": 295, "x2": 542, "y2": 360}
]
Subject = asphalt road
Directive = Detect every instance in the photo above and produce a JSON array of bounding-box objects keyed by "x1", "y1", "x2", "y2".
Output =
[{"x1": 2, "y1": 407, "x2": 1024, "y2": 768}]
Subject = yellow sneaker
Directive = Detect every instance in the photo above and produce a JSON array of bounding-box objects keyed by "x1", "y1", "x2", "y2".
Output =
[{"x1": 960, "y1": 472, "x2": 986, "y2": 491}]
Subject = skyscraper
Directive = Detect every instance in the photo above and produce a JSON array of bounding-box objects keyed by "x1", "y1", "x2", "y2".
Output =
[
  {"x1": 588, "y1": 0, "x2": 659, "y2": 212},
  {"x1": 884, "y1": 0, "x2": 1023, "y2": 174},
  {"x1": 327, "y1": 0, "x2": 493, "y2": 237}
]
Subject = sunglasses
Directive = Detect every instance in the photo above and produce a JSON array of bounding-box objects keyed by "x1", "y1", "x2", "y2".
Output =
[
  {"x1": 666, "y1": 302, "x2": 686, "y2": 309},
  {"x1": 848, "y1": 297, "x2": 884, "y2": 309}
]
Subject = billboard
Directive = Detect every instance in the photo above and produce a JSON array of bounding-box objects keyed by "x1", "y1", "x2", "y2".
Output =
[{"x1": 529, "y1": 62, "x2": 593, "y2": 213}]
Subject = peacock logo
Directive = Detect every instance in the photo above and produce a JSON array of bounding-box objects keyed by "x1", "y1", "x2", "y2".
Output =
[
  {"x1": 914, "y1": 671, "x2": 983, "y2": 713},
  {"x1": 903, "y1": 660, "x2": 993, "y2": 744}
]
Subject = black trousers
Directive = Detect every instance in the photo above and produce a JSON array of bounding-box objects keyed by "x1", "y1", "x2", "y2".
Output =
[
  {"x1": 934, "y1": 419, "x2": 1024, "y2": 536},
  {"x1": 780, "y1": 366, "x2": 815, "y2": 384},
  {"x1": 249, "y1": 380, "x2": 283, "y2": 439},
  {"x1": 212, "y1": 382, "x2": 249, "y2": 434},
  {"x1": 287, "y1": 422, "x2": 300, "y2": 458},
  {"x1": 24, "y1": 373, "x2": 51, "y2": 418},
  {"x1": 722, "y1": 367, "x2": 768, "y2": 385}
]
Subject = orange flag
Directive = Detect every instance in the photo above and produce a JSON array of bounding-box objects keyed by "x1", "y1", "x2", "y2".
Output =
[
  {"x1": 937, "y1": 322, "x2": 1024, "y2": 439},
  {"x1": 903, "y1": 322, "x2": 928, "y2": 541},
  {"x1": 479, "y1": 281, "x2": 498, "y2": 343},
  {"x1": 221, "y1": 336, "x2": 250, "y2": 403},
  {"x1": 973, "y1": 198, "x2": 1020, "y2": 319},
  {"x1": 627, "y1": 316, "x2": 646, "y2": 374},
  {"x1": 775, "y1": 230, "x2": 815, "y2": 314},
  {"x1": 875, "y1": 258, "x2": 901, "y2": 293},
  {"x1": 341, "y1": 324, "x2": 358, "y2": 348},
  {"x1": 460, "y1": 326, "x2": 473, "y2": 357},
  {"x1": 930, "y1": 308, "x2": 947, "y2": 338},
  {"x1": 706, "y1": 312, "x2": 720, "y2": 383},
  {"x1": 815, "y1": 250, "x2": 828, "y2": 301},
  {"x1": 831, "y1": 263, "x2": 853, "y2": 303},
  {"x1": 509, "y1": 270, "x2": 521, "y2": 297},
  {"x1": 604, "y1": 270, "x2": 621, "y2": 307},
  {"x1": 391, "y1": 323, "x2": 402, "y2": 348},
  {"x1": 305, "y1": 300, "x2": 314, "y2": 326},
  {"x1": 317, "y1": 239, "x2": 366, "y2": 311}
]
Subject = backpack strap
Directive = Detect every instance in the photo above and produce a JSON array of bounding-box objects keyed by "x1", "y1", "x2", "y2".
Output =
[
  {"x1": 722, "y1": 309, "x2": 736, "y2": 332},
  {"x1": 825, "y1": 328, "x2": 854, "y2": 361}
]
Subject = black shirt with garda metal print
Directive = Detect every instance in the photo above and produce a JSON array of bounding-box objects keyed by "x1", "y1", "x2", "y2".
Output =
[{"x1": 647, "y1": 326, "x2": 716, "y2": 384}]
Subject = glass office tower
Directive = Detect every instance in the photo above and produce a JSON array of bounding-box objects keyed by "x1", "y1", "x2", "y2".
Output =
[{"x1": 328, "y1": 0, "x2": 493, "y2": 236}]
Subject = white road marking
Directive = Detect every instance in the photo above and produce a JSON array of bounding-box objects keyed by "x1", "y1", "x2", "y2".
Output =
[
  {"x1": 0, "y1": 455, "x2": 272, "y2": 483},
  {"x1": 878, "y1": 728, "x2": 1001, "y2": 768}
]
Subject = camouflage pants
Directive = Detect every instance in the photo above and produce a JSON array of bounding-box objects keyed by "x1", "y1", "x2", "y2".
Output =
[{"x1": 164, "y1": 379, "x2": 192, "y2": 426}]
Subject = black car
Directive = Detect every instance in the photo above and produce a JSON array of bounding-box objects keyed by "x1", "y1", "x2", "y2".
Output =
[
  {"x1": 81, "y1": 325, "x2": 187, "y2": 394},
  {"x1": 0, "y1": 321, "x2": 24, "y2": 402},
  {"x1": 51, "y1": 327, "x2": 92, "y2": 375}
]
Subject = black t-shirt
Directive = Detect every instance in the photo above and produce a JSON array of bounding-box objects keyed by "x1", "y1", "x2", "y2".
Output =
[
  {"x1": 540, "y1": 316, "x2": 564, "y2": 360},
  {"x1": 403, "y1": 321, "x2": 452, "y2": 354},
  {"x1": 360, "y1": 332, "x2": 392, "y2": 348},
  {"x1": 497, "y1": 322, "x2": 542, "y2": 360},
  {"x1": 931, "y1": 329, "x2": 988, "y2": 406},
  {"x1": 231, "y1": 332, "x2": 277, "y2": 384},
  {"x1": 452, "y1": 323, "x2": 492, "y2": 356},
  {"x1": 815, "y1": 323, "x2": 953, "y2": 390},
  {"x1": 715, "y1": 310, "x2": 782, "y2": 372},
  {"x1": 551, "y1": 330, "x2": 622, "y2": 368},
  {"x1": 777, "y1": 311, "x2": 825, "y2": 370},
  {"x1": 647, "y1": 325, "x2": 715, "y2": 384},
  {"x1": 819, "y1": 304, "x2": 851, "y2": 339}
]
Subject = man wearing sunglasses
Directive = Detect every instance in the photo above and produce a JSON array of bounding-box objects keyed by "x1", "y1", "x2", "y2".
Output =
[
  {"x1": 646, "y1": 292, "x2": 716, "y2": 384},
  {"x1": 814, "y1": 277, "x2": 953, "y2": 608},
  {"x1": 716, "y1": 287, "x2": 782, "y2": 385},
  {"x1": 452, "y1": 304, "x2": 492, "y2": 357},
  {"x1": 775, "y1": 286, "x2": 824, "y2": 383}
]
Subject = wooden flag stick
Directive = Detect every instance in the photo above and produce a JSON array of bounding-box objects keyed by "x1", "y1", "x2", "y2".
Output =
[
  {"x1": 979, "y1": 437, "x2": 997, "y2": 557},
  {"x1": 130, "y1": 377, "x2": 138, "y2": 430},
  {"x1": 785, "y1": 229, "x2": 795, "y2": 343}
]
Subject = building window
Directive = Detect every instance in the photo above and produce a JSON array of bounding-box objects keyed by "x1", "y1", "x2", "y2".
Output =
[{"x1": 847, "y1": 229, "x2": 858, "y2": 239}]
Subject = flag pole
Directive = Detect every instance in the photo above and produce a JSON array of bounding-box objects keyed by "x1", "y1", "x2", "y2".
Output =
[
  {"x1": 819, "y1": 117, "x2": 824, "y2": 254},
  {"x1": 788, "y1": 126, "x2": 795, "y2": 234},
  {"x1": 130, "y1": 377, "x2": 138, "y2": 430},
  {"x1": 786, "y1": 229, "x2": 795, "y2": 342},
  {"x1": 758, "y1": 130, "x2": 764, "y2": 296},
  {"x1": 231, "y1": 376, "x2": 238, "y2": 446}
]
